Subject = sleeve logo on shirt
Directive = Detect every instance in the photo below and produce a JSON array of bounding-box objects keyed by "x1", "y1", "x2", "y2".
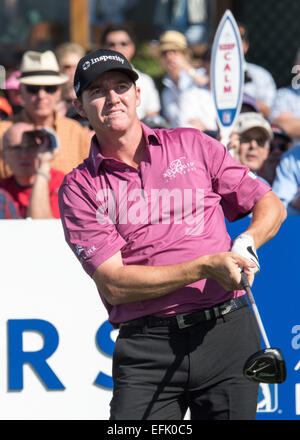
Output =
[
  {"x1": 163, "y1": 157, "x2": 196, "y2": 181},
  {"x1": 75, "y1": 244, "x2": 96, "y2": 262}
]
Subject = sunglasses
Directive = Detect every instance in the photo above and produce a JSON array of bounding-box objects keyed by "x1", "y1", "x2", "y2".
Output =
[
  {"x1": 25, "y1": 85, "x2": 59, "y2": 95},
  {"x1": 240, "y1": 136, "x2": 268, "y2": 147},
  {"x1": 161, "y1": 50, "x2": 181, "y2": 56}
]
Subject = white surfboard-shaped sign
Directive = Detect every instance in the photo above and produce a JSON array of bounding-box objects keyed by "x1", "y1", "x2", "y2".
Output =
[{"x1": 211, "y1": 10, "x2": 244, "y2": 148}]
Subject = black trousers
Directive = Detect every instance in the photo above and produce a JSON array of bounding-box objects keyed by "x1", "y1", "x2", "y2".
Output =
[{"x1": 110, "y1": 306, "x2": 260, "y2": 420}]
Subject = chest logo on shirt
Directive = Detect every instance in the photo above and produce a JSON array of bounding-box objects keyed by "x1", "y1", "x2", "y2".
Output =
[{"x1": 163, "y1": 157, "x2": 196, "y2": 181}]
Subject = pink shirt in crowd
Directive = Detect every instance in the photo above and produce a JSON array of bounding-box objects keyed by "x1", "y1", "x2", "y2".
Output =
[{"x1": 59, "y1": 123, "x2": 271, "y2": 326}]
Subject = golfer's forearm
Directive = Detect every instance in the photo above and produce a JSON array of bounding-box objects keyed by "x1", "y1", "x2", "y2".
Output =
[
  {"x1": 245, "y1": 191, "x2": 286, "y2": 248},
  {"x1": 94, "y1": 256, "x2": 210, "y2": 305}
]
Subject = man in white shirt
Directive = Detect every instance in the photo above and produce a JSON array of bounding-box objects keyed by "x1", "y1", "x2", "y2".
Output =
[{"x1": 158, "y1": 30, "x2": 217, "y2": 131}]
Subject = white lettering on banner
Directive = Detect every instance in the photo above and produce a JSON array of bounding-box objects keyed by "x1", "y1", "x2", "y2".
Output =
[
  {"x1": 257, "y1": 384, "x2": 278, "y2": 413},
  {"x1": 291, "y1": 325, "x2": 300, "y2": 349},
  {"x1": 294, "y1": 360, "x2": 300, "y2": 416},
  {"x1": 0, "y1": 216, "x2": 299, "y2": 419},
  {"x1": 296, "y1": 384, "x2": 300, "y2": 415}
]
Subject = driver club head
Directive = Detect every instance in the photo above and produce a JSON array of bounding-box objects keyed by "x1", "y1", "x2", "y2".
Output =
[{"x1": 243, "y1": 348, "x2": 287, "y2": 384}]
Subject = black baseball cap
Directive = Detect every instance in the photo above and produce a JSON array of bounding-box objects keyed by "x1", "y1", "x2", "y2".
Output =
[{"x1": 73, "y1": 49, "x2": 139, "y2": 97}]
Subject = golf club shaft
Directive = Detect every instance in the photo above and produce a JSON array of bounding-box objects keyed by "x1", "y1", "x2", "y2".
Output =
[{"x1": 241, "y1": 272, "x2": 271, "y2": 348}]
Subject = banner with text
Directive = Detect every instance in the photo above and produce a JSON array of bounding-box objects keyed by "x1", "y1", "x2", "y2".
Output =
[{"x1": 0, "y1": 218, "x2": 299, "y2": 420}]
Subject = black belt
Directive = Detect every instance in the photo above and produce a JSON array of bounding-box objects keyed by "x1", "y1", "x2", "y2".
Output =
[{"x1": 119, "y1": 296, "x2": 249, "y2": 330}]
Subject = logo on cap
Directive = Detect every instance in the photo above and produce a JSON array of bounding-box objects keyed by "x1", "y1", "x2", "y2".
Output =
[
  {"x1": 74, "y1": 49, "x2": 138, "y2": 98},
  {"x1": 82, "y1": 61, "x2": 91, "y2": 71}
]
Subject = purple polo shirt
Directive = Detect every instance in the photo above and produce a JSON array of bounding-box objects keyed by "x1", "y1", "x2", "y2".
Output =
[{"x1": 59, "y1": 123, "x2": 270, "y2": 325}]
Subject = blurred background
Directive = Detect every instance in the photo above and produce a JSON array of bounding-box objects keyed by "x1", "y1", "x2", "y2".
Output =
[{"x1": 0, "y1": 0, "x2": 299, "y2": 90}]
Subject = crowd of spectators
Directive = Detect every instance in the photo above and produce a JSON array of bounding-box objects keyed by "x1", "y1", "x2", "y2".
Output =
[{"x1": 0, "y1": 18, "x2": 299, "y2": 219}]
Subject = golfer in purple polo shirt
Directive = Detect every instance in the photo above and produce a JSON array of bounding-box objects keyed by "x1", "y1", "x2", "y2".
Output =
[{"x1": 59, "y1": 49, "x2": 286, "y2": 420}]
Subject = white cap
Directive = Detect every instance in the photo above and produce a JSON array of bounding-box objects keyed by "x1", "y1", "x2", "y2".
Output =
[{"x1": 237, "y1": 112, "x2": 273, "y2": 139}]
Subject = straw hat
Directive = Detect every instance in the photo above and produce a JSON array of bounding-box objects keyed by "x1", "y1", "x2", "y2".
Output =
[
  {"x1": 19, "y1": 50, "x2": 68, "y2": 86},
  {"x1": 159, "y1": 30, "x2": 188, "y2": 52}
]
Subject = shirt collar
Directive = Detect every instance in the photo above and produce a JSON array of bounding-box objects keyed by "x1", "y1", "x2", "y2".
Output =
[
  {"x1": 88, "y1": 135, "x2": 105, "y2": 172},
  {"x1": 88, "y1": 122, "x2": 161, "y2": 173},
  {"x1": 140, "y1": 121, "x2": 161, "y2": 146}
]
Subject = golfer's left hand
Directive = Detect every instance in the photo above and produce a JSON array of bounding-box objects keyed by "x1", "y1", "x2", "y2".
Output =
[{"x1": 231, "y1": 234, "x2": 260, "y2": 275}]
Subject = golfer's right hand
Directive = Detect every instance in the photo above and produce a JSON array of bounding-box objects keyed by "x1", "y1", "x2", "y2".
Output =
[{"x1": 203, "y1": 252, "x2": 256, "y2": 291}]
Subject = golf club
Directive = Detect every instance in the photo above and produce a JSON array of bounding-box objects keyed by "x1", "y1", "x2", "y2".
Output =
[{"x1": 240, "y1": 272, "x2": 287, "y2": 384}]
